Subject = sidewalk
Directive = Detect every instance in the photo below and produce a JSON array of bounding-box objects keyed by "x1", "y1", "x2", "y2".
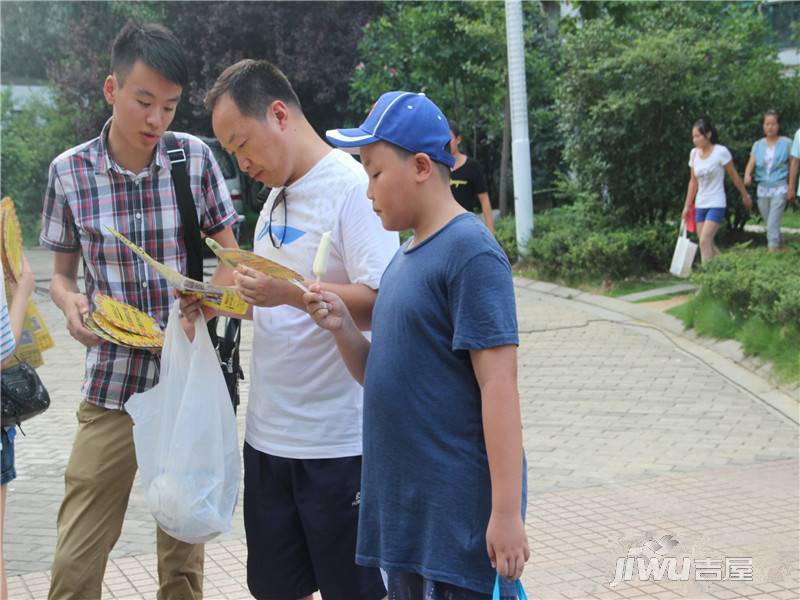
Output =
[{"x1": 6, "y1": 250, "x2": 798, "y2": 599}]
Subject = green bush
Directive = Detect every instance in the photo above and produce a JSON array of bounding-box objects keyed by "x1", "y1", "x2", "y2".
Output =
[
  {"x1": 503, "y1": 203, "x2": 674, "y2": 283},
  {"x1": 558, "y1": 3, "x2": 800, "y2": 227},
  {"x1": 1, "y1": 91, "x2": 80, "y2": 242},
  {"x1": 494, "y1": 215, "x2": 519, "y2": 265},
  {"x1": 669, "y1": 247, "x2": 800, "y2": 381},
  {"x1": 689, "y1": 247, "x2": 800, "y2": 328}
]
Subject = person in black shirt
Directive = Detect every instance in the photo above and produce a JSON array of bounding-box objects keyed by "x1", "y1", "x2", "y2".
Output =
[{"x1": 449, "y1": 122, "x2": 495, "y2": 235}]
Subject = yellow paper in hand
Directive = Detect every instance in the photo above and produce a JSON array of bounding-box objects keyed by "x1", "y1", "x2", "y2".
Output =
[
  {"x1": 1, "y1": 197, "x2": 24, "y2": 283},
  {"x1": 26, "y1": 301, "x2": 54, "y2": 352},
  {"x1": 90, "y1": 312, "x2": 164, "y2": 348},
  {"x1": 205, "y1": 238, "x2": 305, "y2": 282}
]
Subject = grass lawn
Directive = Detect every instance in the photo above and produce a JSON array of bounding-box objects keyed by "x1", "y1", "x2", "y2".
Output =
[
  {"x1": 668, "y1": 295, "x2": 800, "y2": 383},
  {"x1": 782, "y1": 208, "x2": 800, "y2": 229}
]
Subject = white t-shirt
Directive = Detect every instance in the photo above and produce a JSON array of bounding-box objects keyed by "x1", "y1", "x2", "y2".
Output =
[
  {"x1": 689, "y1": 144, "x2": 732, "y2": 208},
  {"x1": 246, "y1": 149, "x2": 399, "y2": 459}
]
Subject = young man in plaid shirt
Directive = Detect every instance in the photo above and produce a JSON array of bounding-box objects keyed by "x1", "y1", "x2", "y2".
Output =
[{"x1": 40, "y1": 21, "x2": 238, "y2": 599}]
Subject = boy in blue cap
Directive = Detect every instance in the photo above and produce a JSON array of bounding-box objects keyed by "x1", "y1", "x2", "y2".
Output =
[{"x1": 305, "y1": 91, "x2": 529, "y2": 598}]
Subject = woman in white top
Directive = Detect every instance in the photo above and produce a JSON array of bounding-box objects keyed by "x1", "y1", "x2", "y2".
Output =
[
  {"x1": 743, "y1": 110, "x2": 793, "y2": 251},
  {"x1": 682, "y1": 117, "x2": 752, "y2": 264}
]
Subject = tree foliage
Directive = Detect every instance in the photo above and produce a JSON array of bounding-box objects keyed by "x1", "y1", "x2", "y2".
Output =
[
  {"x1": 557, "y1": 2, "x2": 800, "y2": 226},
  {"x1": 349, "y1": 1, "x2": 562, "y2": 209},
  {"x1": 41, "y1": 1, "x2": 381, "y2": 140},
  {"x1": 0, "y1": 91, "x2": 80, "y2": 242}
]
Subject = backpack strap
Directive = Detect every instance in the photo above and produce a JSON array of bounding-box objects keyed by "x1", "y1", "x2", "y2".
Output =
[{"x1": 163, "y1": 133, "x2": 204, "y2": 281}]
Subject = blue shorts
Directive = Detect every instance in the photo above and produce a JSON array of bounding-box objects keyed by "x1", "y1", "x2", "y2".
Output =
[
  {"x1": 1, "y1": 427, "x2": 17, "y2": 485},
  {"x1": 695, "y1": 207, "x2": 726, "y2": 223},
  {"x1": 243, "y1": 443, "x2": 386, "y2": 600},
  {"x1": 387, "y1": 572, "x2": 517, "y2": 600}
]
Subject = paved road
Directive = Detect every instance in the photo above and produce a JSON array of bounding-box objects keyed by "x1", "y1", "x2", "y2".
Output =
[{"x1": 6, "y1": 248, "x2": 798, "y2": 599}]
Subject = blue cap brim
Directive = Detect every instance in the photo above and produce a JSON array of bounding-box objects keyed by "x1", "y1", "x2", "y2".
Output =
[{"x1": 325, "y1": 128, "x2": 380, "y2": 152}]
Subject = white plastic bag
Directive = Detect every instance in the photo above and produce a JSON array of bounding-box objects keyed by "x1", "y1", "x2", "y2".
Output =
[
  {"x1": 126, "y1": 303, "x2": 240, "y2": 544},
  {"x1": 669, "y1": 222, "x2": 698, "y2": 278}
]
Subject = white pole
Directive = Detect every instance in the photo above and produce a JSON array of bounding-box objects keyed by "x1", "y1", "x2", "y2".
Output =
[{"x1": 505, "y1": 0, "x2": 534, "y2": 258}]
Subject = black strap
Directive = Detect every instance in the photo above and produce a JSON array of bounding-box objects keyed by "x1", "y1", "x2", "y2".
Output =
[
  {"x1": 164, "y1": 133, "x2": 242, "y2": 413},
  {"x1": 164, "y1": 133, "x2": 204, "y2": 281}
]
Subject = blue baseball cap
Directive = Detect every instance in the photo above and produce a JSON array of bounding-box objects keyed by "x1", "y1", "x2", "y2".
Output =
[{"x1": 326, "y1": 91, "x2": 455, "y2": 168}]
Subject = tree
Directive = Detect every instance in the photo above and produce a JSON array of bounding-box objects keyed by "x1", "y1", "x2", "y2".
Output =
[
  {"x1": 557, "y1": 2, "x2": 800, "y2": 227},
  {"x1": 349, "y1": 1, "x2": 562, "y2": 214},
  {"x1": 0, "y1": 91, "x2": 80, "y2": 241},
  {"x1": 44, "y1": 1, "x2": 381, "y2": 141}
]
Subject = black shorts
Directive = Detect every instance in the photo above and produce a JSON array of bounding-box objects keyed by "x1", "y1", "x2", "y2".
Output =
[{"x1": 243, "y1": 442, "x2": 386, "y2": 600}]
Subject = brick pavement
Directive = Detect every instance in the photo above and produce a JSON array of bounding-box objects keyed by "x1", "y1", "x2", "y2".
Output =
[{"x1": 5, "y1": 250, "x2": 798, "y2": 598}]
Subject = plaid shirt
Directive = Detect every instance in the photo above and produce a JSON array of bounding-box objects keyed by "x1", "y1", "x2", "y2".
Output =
[{"x1": 40, "y1": 118, "x2": 236, "y2": 410}]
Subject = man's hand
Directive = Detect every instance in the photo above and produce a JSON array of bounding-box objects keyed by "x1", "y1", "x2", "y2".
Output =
[
  {"x1": 234, "y1": 265, "x2": 294, "y2": 307},
  {"x1": 61, "y1": 291, "x2": 102, "y2": 347},
  {"x1": 174, "y1": 290, "x2": 217, "y2": 323},
  {"x1": 486, "y1": 510, "x2": 530, "y2": 581}
]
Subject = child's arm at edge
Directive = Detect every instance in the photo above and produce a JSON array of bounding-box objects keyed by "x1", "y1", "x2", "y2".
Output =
[{"x1": 473, "y1": 344, "x2": 530, "y2": 581}]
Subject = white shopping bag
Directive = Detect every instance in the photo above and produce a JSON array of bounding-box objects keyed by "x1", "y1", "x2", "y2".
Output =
[
  {"x1": 669, "y1": 222, "x2": 698, "y2": 278},
  {"x1": 126, "y1": 303, "x2": 240, "y2": 544}
]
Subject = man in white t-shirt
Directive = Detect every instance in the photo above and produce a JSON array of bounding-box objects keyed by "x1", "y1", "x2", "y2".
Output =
[{"x1": 199, "y1": 60, "x2": 397, "y2": 600}]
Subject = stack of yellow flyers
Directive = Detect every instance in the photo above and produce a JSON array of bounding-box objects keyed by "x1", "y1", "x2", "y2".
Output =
[
  {"x1": 85, "y1": 294, "x2": 165, "y2": 349},
  {"x1": 1, "y1": 197, "x2": 55, "y2": 367},
  {"x1": 205, "y1": 238, "x2": 308, "y2": 290}
]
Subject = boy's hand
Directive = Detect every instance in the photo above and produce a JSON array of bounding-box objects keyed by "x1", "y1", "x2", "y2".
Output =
[
  {"x1": 486, "y1": 510, "x2": 529, "y2": 581},
  {"x1": 303, "y1": 284, "x2": 350, "y2": 332}
]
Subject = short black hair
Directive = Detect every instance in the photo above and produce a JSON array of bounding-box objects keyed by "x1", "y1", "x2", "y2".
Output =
[
  {"x1": 388, "y1": 143, "x2": 451, "y2": 183},
  {"x1": 204, "y1": 59, "x2": 302, "y2": 118},
  {"x1": 763, "y1": 109, "x2": 779, "y2": 123},
  {"x1": 111, "y1": 20, "x2": 188, "y2": 88}
]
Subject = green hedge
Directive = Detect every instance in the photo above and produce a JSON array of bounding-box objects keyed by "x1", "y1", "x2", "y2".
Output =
[
  {"x1": 495, "y1": 206, "x2": 674, "y2": 283},
  {"x1": 689, "y1": 247, "x2": 800, "y2": 328}
]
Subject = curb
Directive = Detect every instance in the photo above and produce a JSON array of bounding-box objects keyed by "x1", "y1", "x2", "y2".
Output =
[{"x1": 514, "y1": 277, "x2": 800, "y2": 425}]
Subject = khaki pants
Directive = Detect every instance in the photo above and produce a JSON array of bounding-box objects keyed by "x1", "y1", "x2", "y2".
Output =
[{"x1": 48, "y1": 401, "x2": 204, "y2": 600}]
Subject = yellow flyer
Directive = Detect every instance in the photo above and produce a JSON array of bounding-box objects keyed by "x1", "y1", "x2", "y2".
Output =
[
  {"x1": 95, "y1": 294, "x2": 162, "y2": 337},
  {"x1": 205, "y1": 238, "x2": 307, "y2": 290},
  {"x1": 26, "y1": 301, "x2": 54, "y2": 352},
  {"x1": 107, "y1": 226, "x2": 248, "y2": 315},
  {"x1": 1, "y1": 197, "x2": 24, "y2": 283},
  {"x1": 90, "y1": 312, "x2": 164, "y2": 348}
]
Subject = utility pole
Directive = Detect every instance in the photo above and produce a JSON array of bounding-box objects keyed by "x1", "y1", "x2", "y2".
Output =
[{"x1": 505, "y1": 0, "x2": 534, "y2": 257}]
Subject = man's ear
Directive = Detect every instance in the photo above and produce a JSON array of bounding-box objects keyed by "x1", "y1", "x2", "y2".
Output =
[
  {"x1": 413, "y1": 153, "x2": 435, "y2": 183},
  {"x1": 103, "y1": 74, "x2": 117, "y2": 105},
  {"x1": 269, "y1": 100, "x2": 291, "y2": 130}
]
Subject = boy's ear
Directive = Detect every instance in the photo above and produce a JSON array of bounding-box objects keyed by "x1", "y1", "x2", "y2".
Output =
[
  {"x1": 413, "y1": 152, "x2": 435, "y2": 183},
  {"x1": 103, "y1": 74, "x2": 117, "y2": 105}
]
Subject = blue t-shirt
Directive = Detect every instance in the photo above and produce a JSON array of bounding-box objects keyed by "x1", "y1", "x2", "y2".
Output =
[{"x1": 357, "y1": 213, "x2": 521, "y2": 594}]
